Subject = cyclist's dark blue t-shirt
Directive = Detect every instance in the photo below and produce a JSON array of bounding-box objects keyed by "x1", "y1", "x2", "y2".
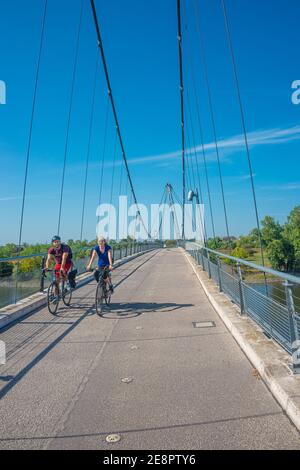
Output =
[{"x1": 94, "y1": 244, "x2": 111, "y2": 267}]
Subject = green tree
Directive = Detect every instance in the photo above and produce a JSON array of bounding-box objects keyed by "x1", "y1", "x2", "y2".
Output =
[
  {"x1": 165, "y1": 239, "x2": 176, "y2": 248},
  {"x1": 261, "y1": 216, "x2": 283, "y2": 247},
  {"x1": 231, "y1": 246, "x2": 249, "y2": 259},
  {"x1": 266, "y1": 239, "x2": 295, "y2": 271},
  {"x1": 248, "y1": 228, "x2": 261, "y2": 247},
  {"x1": 207, "y1": 237, "x2": 222, "y2": 250},
  {"x1": 0, "y1": 262, "x2": 14, "y2": 277},
  {"x1": 0, "y1": 243, "x2": 18, "y2": 258},
  {"x1": 283, "y1": 206, "x2": 300, "y2": 270}
]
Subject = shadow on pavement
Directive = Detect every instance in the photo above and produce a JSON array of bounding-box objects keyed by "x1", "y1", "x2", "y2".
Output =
[{"x1": 99, "y1": 301, "x2": 193, "y2": 319}]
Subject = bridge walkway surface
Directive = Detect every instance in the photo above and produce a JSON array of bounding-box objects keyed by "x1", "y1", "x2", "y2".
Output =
[{"x1": 0, "y1": 248, "x2": 299, "y2": 449}]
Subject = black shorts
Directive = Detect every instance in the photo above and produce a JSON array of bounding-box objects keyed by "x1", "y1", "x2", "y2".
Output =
[{"x1": 94, "y1": 268, "x2": 109, "y2": 283}]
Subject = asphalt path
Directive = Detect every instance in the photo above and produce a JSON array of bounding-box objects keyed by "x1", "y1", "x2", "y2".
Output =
[{"x1": 0, "y1": 248, "x2": 299, "y2": 449}]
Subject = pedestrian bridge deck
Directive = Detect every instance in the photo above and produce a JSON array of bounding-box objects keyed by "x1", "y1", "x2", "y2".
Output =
[{"x1": 0, "y1": 248, "x2": 299, "y2": 449}]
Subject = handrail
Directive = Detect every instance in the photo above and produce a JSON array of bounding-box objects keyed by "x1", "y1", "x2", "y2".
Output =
[
  {"x1": 186, "y1": 241, "x2": 300, "y2": 285},
  {"x1": 0, "y1": 242, "x2": 161, "y2": 263},
  {"x1": 0, "y1": 246, "x2": 92, "y2": 263}
]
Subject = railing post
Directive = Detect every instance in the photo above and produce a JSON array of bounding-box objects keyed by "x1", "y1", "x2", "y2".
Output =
[
  {"x1": 125, "y1": 245, "x2": 128, "y2": 257},
  {"x1": 237, "y1": 263, "x2": 245, "y2": 314},
  {"x1": 201, "y1": 249, "x2": 205, "y2": 269},
  {"x1": 217, "y1": 255, "x2": 222, "y2": 292},
  {"x1": 207, "y1": 251, "x2": 212, "y2": 279},
  {"x1": 284, "y1": 280, "x2": 300, "y2": 374},
  {"x1": 14, "y1": 261, "x2": 20, "y2": 304},
  {"x1": 40, "y1": 256, "x2": 45, "y2": 292}
]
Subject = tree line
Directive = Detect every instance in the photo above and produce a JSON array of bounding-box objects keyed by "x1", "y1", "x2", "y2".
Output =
[
  {"x1": 206, "y1": 206, "x2": 300, "y2": 273},
  {"x1": 0, "y1": 236, "x2": 147, "y2": 277}
]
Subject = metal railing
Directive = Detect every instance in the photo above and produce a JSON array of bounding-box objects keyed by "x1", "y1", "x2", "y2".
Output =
[
  {"x1": 0, "y1": 242, "x2": 162, "y2": 310},
  {"x1": 182, "y1": 241, "x2": 300, "y2": 373}
]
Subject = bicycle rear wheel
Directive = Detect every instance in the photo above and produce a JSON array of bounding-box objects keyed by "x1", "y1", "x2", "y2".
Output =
[
  {"x1": 47, "y1": 281, "x2": 59, "y2": 315},
  {"x1": 95, "y1": 283, "x2": 105, "y2": 316}
]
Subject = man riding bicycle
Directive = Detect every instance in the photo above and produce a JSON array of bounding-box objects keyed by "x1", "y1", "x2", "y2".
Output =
[
  {"x1": 86, "y1": 236, "x2": 114, "y2": 293},
  {"x1": 45, "y1": 236, "x2": 73, "y2": 286}
]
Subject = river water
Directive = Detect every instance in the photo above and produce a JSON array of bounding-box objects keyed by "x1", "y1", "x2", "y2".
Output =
[{"x1": 250, "y1": 282, "x2": 300, "y2": 314}]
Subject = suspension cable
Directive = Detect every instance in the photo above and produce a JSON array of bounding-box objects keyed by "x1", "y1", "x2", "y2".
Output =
[
  {"x1": 193, "y1": 0, "x2": 230, "y2": 242},
  {"x1": 80, "y1": 54, "x2": 99, "y2": 241},
  {"x1": 168, "y1": 190, "x2": 181, "y2": 240},
  {"x1": 57, "y1": 0, "x2": 84, "y2": 235},
  {"x1": 188, "y1": 67, "x2": 216, "y2": 242},
  {"x1": 157, "y1": 190, "x2": 169, "y2": 240},
  {"x1": 90, "y1": 0, "x2": 150, "y2": 239},
  {"x1": 181, "y1": 1, "x2": 216, "y2": 242},
  {"x1": 184, "y1": 113, "x2": 195, "y2": 192},
  {"x1": 17, "y1": 0, "x2": 48, "y2": 249},
  {"x1": 116, "y1": 151, "x2": 125, "y2": 241},
  {"x1": 108, "y1": 128, "x2": 118, "y2": 238},
  {"x1": 150, "y1": 186, "x2": 167, "y2": 238},
  {"x1": 185, "y1": 87, "x2": 203, "y2": 203},
  {"x1": 172, "y1": 187, "x2": 196, "y2": 240},
  {"x1": 177, "y1": 0, "x2": 186, "y2": 240},
  {"x1": 184, "y1": 90, "x2": 208, "y2": 243},
  {"x1": 98, "y1": 94, "x2": 110, "y2": 207},
  {"x1": 221, "y1": 0, "x2": 266, "y2": 266}
]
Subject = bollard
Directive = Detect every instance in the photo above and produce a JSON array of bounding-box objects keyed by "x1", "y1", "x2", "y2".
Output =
[{"x1": 284, "y1": 280, "x2": 300, "y2": 374}]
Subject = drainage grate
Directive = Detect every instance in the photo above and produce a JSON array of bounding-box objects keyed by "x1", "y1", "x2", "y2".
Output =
[{"x1": 193, "y1": 321, "x2": 216, "y2": 328}]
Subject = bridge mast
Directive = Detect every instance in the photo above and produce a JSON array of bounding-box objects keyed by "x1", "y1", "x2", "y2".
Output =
[{"x1": 177, "y1": 0, "x2": 185, "y2": 240}]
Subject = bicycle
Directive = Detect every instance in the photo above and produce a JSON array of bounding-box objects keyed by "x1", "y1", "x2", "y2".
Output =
[
  {"x1": 42, "y1": 268, "x2": 73, "y2": 315},
  {"x1": 94, "y1": 266, "x2": 113, "y2": 316}
]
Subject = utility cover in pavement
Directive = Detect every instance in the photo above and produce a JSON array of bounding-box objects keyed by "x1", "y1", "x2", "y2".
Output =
[
  {"x1": 193, "y1": 321, "x2": 215, "y2": 328},
  {"x1": 106, "y1": 434, "x2": 121, "y2": 443},
  {"x1": 121, "y1": 377, "x2": 133, "y2": 383}
]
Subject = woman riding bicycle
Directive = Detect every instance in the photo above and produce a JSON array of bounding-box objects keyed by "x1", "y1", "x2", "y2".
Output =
[{"x1": 87, "y1": 236, "x2": 114, "y2": 292}]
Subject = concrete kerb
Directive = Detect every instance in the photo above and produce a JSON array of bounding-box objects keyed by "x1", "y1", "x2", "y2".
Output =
[
  {"x1": 0, "y1": 248, "x2": 159, "y2": 331},
  {"x1": 182, "y1": 248, "x2": 300, "y2": 432}
]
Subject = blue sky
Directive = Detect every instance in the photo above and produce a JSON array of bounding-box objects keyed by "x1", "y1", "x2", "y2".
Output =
[{"x1": 0, "y1": 0, "x2": 300, "y2": 244}]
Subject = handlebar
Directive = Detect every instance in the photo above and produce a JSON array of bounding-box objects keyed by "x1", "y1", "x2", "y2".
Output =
[{"x1": 89, "y1": 266, "x2": 111, "y2": 272}]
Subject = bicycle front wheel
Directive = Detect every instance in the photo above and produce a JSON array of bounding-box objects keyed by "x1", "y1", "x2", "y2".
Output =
[
  {"x1": 47, "y1": 281, "x2": 59, "y2": 315},
  {"x1": 105, "y1": 288, "x2": 111, "y2": 306},
  {"x1": 62, "y1": 282, "x2": 72, "y2": 306},
  {"x1": 95, "y1": 283, "x2": 105, "y2": 316}
]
